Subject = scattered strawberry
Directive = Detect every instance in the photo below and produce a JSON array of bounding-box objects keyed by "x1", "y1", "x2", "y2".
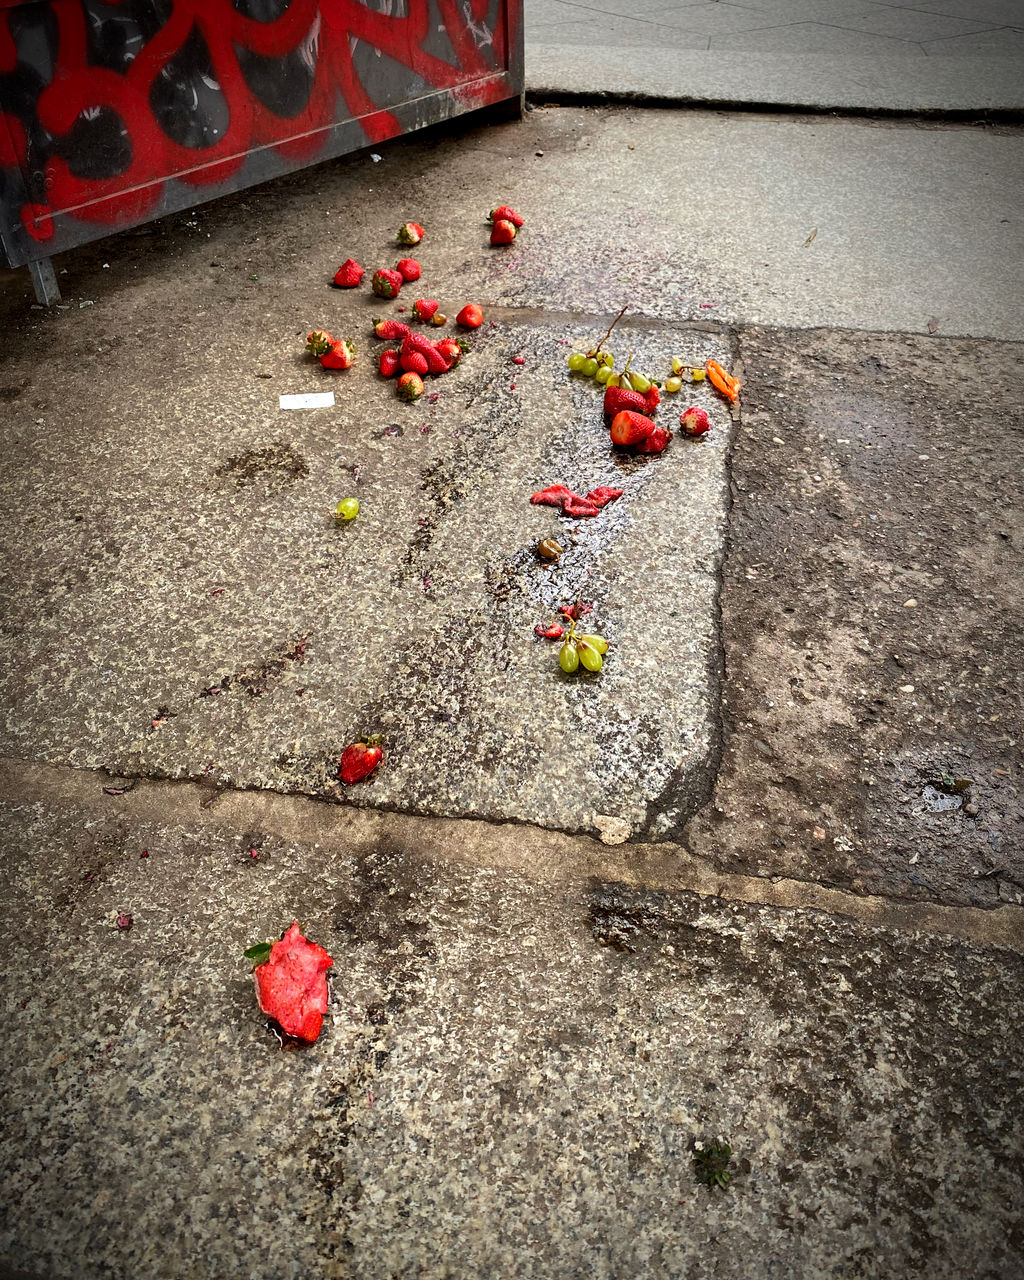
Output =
[
  {"x1": 400, "y1": 349, "x2": 430, "y2": 376},
  {"x1": 305, "y1": 329, "x2": 334, "y2": 356},
  {"x1": 250, "y1": 922, "x2": 333, "y2": 1043},
  {"x1": 402, "y1": 332, "x2": 450, "y2": 374},
  {"x1": 397, "y1": 221, "x2": 425, "y2": 245},
  {"x1": 488, "y1": 205, "x2": 525, "y2": 228},
  {"x1": 635, "y1": 426, "x2": 673, "y2": 454},
  {"x1": 436, "y1": 336, "x2": 466, "y2": 365},
  {"x1": 412, "y1": 298, "x2": 439, "y2": 322},
  {"x1": 396, "y1": 257, "x2": 421, "y2": 282},
  {"x1": 512, "y1": 355, "x2": 526, "y2": 365},
  {"x1": 320, "y1": 339, "x2": 356, "y2": 370},
  {"x1": 610, "y1": 410, "x2": 656, "y2": 447},
  {"x1": 585, "y1": 486, "x2": 624, "y2": 507},
  {"x1": 680, "y1": 406, "x2": 711, "y2": 436},
  {"x1": 490, "y1": 219, "x2": 516, "y2": 246},
  {"x1": 456, "y1": 303, "x2": 483, "y2": 328},
  {"x1": 379, "y1": 348, "x2": 401, "y2": 378},
  {"x1": 374, "y1": 317, "x2": 410, "y2": 341},
  {"x1": 332, "y1": 258, "x2": 364, "y2": 288},
  {"x1": 339, "y1": 738, "x2": 384, "y2": 784},
  {"x1": 534, "y1": 622, "x2": 565, "y2": 639},
  {"x1": 603, "y1": 384, "x2": 651, "y2": 417},
  {"x1": 372, "y1": 268, "x2": 403, "y2": 299},
  {"x1": 644, "y1": 385, "x2": 661, "y2": 412},
  {"x1": 397, "y1": 371, "x2": 425, "y2": 402}
]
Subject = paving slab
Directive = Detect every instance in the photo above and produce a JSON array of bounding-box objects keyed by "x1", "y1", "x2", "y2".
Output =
[
  {"x1": 0, "y1": 284, "x2": 732, "y2": 838},
  {"x1": 1, "y1": 781, "x2": 1022, "y2": 1280}
]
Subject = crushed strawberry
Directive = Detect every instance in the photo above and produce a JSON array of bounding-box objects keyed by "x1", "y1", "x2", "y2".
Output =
[{"x1": 253, "y1": 922, "x2": 333, "y2": 1042}]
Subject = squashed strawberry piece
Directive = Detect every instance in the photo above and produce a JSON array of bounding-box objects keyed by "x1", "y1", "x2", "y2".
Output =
[
  {"x1": 534, "y1": 623, "x2": 565, "y2": 639},
  {"x1": 253, "y1": 922, "x2": 333, "y2": 1042},
  {"x1": 562, "y1": 495, "x2": 601, "y2": 517},
  {"x1": 530, "y1": 485, "x2": 576, "y2": 508},
  {"x1": 585, "y1": 486, "x2": 624, "y2": 507}
]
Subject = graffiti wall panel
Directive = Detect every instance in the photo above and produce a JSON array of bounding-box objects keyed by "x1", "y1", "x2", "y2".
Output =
[{"x1": 0, "y1": 0, "x2": 522, "y2": 266}]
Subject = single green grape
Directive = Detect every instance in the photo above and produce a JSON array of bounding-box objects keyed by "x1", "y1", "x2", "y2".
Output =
[
  {"x1": 607, "y1": 372, "x2": 621, "y2": 387},
  {"x1": 582, "y1": 358, "x2": 599, "y2": 377},
  {"x1": 671, "y1": 356, "x2": 686, "y2": 375},
  {"x1": 578, "y1": 642, "x2": 604, "y2": 672},
  {"x1": 595, "y1": 365, "x2": 612, "y2": 385},
  {"x1": 567, "y1": 353, "x2": 586, "y2": 372},
  {"x1": 559, "y1": 640, "x2": 580, "y2": 673},
  {"x1": 629, "y1": 371, "x2": 651, "y2": 393},
  {"x1": 578, "y1": 633, "x2": 609, "y2": 654},
  {"x1": 691, "y1": 368, "x2": 706, "y2": 382},
  {"x1": 602, "y1": 351, "x2": 615, "y2": 367},
  {"x1": 335, "y1": 497, "x2": 360, "y2": 520},
  {"x1": 665, "y1": 376, "x2": 682, "y2": 393}
]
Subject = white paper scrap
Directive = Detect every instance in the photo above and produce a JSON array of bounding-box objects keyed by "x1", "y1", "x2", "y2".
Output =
[{"x1": 279, "y1": 392, "x2": 335, "y2": 410}]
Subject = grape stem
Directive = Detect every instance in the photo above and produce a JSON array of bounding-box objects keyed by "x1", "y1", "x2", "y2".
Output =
[{"x1": 591, "y1": 304, "x2": 628, "y2": 358}]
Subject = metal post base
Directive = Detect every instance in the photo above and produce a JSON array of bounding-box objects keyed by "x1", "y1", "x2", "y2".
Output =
[{"x1": 28, "y1": 258, "x2": 60, "y2": 306}]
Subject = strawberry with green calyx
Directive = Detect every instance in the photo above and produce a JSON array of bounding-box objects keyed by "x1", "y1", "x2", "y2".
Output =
[
  {"x1": 372, "y1": 268, "x2": 403, "y2": 299},
  {"x1": 680, "y1": 406, "x2": 711, "y2": 436},
  {"x1": 396, "y1": 258, "x2": 421, "y2": 282},
  {"x1": 456, "y1": 303, "x2": 483, "y2": 328},
  {"x1": 490, "y1": 219, "x2": 516, "y2": 246},
  {"x1": 400, "y1": 349, "x2": 429, "y2": 376},
  {"x1": 379, "y1": 348, "x2": 401, "y2": 378},
  {"x1": 339, "y1": 735, "x2": 383, "y2": 784},
  {"x1": 248, "y1": 921, "x2": 333, "y2": 1043},
  {"x1": 488, "y1": 205, "x2": 525, "y2": 228},
  {"x1": 305, "y1": 329, "x2": 334, "y2": 356},
  {"x1": 333, "y1": 258, "x2": 364, "y2": 288},
  {"x1": 436, "y1": 336, "x2": 466, "y2": 366},
  {"x1": 320, "y1": 339, "x2": 356, "y2": 370},
  {"x1": 412, "y1": 298, "x2": 439, "y2": 322},
  {"x1": 397, "y1": 221, "x2": 425, "y2": 245},
  {"x1": 610, "y1": 410, "x2": 656, "y2": 447},
  {"x1": 374, "y1": 317, "x2": 410, "y2": 341},
  {"x1": 397, "y1": 371, "x2": 425, "y2": 402},
  {"x1": 635, "y1": 426, "x2": 673, "y2": 454}
]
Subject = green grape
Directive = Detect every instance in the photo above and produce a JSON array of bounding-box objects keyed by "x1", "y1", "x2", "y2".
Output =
[
  {"x1": 578, "y1": 642, "x2": 604, "y2": 672},
  {"x1": 578, "y1": 633, "x2": 609, "y2": 654},
  {"x1": 582, "y1": 358, "x2": 599, "y2": 377},
  {"x1": 335, "y1": 497, "x2": 360, "y2": 520},
  {"x1": 559, "y1": 640, "x2": 580, "y2": 673},
  {"x1": 606, "y1": 373, "x2": 621, "y2": 388},
  {"x1": 691, "y1": 368, "x2": 706, "y2": 382},
  {"x1": 567, "y1": 353, "x2": 586, "y2": 372},
  {"x1": 602, "y1": 351, "x2": 615, "y2": 367},
  {"x1": 595, "y1": 365, "x2": 612, "y2": 385},
  {"x1": 671, "y1": 356, "x2": 686, "y2": 375},
  {"x1": 629, "y1": 371, "x2": 651, "y2": 393}
]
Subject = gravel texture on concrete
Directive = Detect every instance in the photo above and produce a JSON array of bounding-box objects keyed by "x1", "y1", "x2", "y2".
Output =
[
  {"x1": 0, "y1": 298, "x2": 731, "y2": 837},
  {"x1": 2, "y1": 790, "x2": 1022, "y2": 1280}
]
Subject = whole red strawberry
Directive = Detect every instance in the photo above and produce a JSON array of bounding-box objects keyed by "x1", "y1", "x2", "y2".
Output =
[
  {"x1": 680, "y1": 406, "x2": 711, "y2": 436},
  {"x1": 250, "y1": 922, "x2": 333, "y2": 1043},
  {"x1": 372, "y1": 268, "x2": 403, "y2": 299},
  {"x1": 305, "y1": 329, "x2": 334, "y2": 356},
  {"x1": 402, "y1": 332, "x2": 450, "y2": 374},
  {"x1": 436, "y1": 336, "x2": 465, "y2": 365},
  {"x1": 374, "y1": 317, "x2": 410, "y2": 341},
  {"x1": 333, "y1": 259, "x2": 364, "y2": 288},
  {"x1": 490, "y1": 219, "x2": 516, "y2": 246},
  {"x1": 412, "y1": 298, "x2": 439, "y2": 322},
  {"x1": 339, "y1": 738, "x2": 384, "y2": 784},
  {"x1": 610, "y1": 410, "x2": 656, "y2": 447},
  {"x1": 635, "y1": 426, "x2": 673, "y2": 454},
  {"x1": 379, "y1": 348, "x2": 401, "y2": 378},
  {"x1": 397, "y1": 221, "x2": 425, "y2": 245},
  {"x1": 400, "y1": 349, "x2": 430, "y2": 376},
  {"x1": 603, "y1": 384, "x2": 651, "y2": 417},
  {"x1": 456, "y1": 303, "x2": 483, "y2": 328},
  {"x1": 396, "y1": 257, "x2": 422, "y2": 282},
  {"x1": 320, "y1": 339, "x2": 356, "y2": 370},
  {"x1": 488, "y1": 204, "x2": 525, "y2": 228},
  {"x1": 397, "y1": 371, "x2": 424, "y2": 402}
]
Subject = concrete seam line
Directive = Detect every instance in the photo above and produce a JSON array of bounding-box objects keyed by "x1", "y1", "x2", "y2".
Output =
[{"x1": 2, "y1": 756, "x2": 1021, "y2": 953}]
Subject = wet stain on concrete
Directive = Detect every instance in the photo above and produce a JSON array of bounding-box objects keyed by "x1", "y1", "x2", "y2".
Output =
[{"x1": 213, "y1": 441, "x2": 309, "y2": 486}]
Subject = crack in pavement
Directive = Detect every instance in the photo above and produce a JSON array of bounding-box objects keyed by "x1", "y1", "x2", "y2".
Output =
[{"x1": 2, "y1": 756, "x2": 1020, "y2": 953}]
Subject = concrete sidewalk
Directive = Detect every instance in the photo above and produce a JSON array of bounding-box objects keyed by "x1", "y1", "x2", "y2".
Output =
[
  {"x1": 525, "y1": 0, "x2": 1024, "y2": 112},
  {"x1": 1, "y1": 92, "x2": 1023, "y2": 1280}
]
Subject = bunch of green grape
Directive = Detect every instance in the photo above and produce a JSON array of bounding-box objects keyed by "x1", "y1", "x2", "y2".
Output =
[
  {"x1": 559, "y1": 630, "x2": 609, "y2": 674},
  {"x1": 566, "y1": 348, "x2": 658, "y2": 393}
]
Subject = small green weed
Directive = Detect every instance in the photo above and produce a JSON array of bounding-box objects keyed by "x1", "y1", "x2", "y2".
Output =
[{"x1": 693, "y1": 1139, "x2": 733, "y2": 1190}]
